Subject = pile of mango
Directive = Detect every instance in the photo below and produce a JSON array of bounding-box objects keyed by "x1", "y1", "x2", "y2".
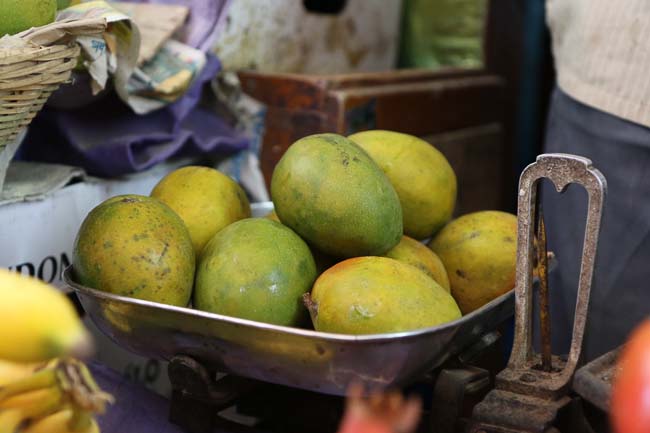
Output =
[{"x1": 72, "y1": 130, "x2": 517, "y2": 335}]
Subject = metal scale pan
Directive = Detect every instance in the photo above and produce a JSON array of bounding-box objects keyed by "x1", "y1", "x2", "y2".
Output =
[{"x1": 64, "y1": 203, "x2": 516, "y2": 396}]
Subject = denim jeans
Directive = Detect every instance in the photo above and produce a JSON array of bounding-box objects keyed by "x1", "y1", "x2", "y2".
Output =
[{"x1": 540, "y1": 86, "x2": 650, "y2": 361}]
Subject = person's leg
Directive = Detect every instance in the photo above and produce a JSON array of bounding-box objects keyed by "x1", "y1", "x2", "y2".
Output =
[{"x1": 541, "y1": 86, "x2": 650, "y2": 360}]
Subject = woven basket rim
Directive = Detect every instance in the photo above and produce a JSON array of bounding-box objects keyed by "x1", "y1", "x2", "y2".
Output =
[
  {"x1": 0, "y1": 44, "x2": 78, "y2": 66},
  {"x1": 0, "y1": 41, "x2": 80, "y2": 150}
]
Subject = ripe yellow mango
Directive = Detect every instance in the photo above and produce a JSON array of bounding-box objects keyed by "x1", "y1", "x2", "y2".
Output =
[
  {"x1": 349, "y1": 130, "x2": 457, "y2": 239},
  {"x1": 385, "y1": 236, "x2": 450, "y2": 291},
  {"x1": 73, "y1": 195, "x2": 195, "y2": 307},
  {"x1": 429, "y1": 211, "x2": 517, "y2": 314},
  {"x1": 308, "y1": 256, "x2": 461, "y2": 334},
  {"x1": 151, "y1": 166, "x2": 250, "y2": 256}
]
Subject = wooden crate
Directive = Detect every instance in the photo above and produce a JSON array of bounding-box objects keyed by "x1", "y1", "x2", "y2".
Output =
[{"x1": 239, "y1": 68, "x2": 508, "y2": 213}]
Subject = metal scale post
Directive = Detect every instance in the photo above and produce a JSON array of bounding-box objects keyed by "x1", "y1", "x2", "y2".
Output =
[{"x1": 466, "y1": 153, "x2": 607, "y2": 433}]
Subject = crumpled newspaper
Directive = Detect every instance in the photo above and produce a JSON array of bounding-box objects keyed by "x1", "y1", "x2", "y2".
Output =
[
  {"x1": 13, "y1": 17, "x2": 106, "y2": 45},
  {"x1": 110, "y1": 1, "x2": 207, "y2": 114},
  {"x1": 1, "y1": 0, "x2": 213, "y2": 115},
  {"x1": 55, "y1": 1, "x2": 208, "y2": 115},
  {"x1": 56, "y1": 1, "x2": 140, "y2": 107},
  {"x1": 126, "y1": 39, "x2": 207, "y2": 114},
  {"x1": 110, "y1": 1, "x2": 189, "y2": 66},
  {"x1": 0, "y1": 13, "x2": 106, "y2": 50}
]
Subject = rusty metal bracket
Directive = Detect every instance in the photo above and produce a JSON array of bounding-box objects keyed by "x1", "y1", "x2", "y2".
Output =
[
  {"x1": 431, "y1": 367, "x2": 491, "y2": 433},
  {"x1": 467, "y1": 154, "x2": 607, "y2": 433},
  {"x1": 168, "y1": 355, "x2": 259, "y2": 433},
  {"x1": 572, "y1": 348, "x2": 619, "y2": 413}
]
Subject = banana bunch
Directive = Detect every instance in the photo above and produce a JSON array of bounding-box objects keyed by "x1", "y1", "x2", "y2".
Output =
[
  {"x1": 0, "y1": 358, "x2": 113, "y2": 433},
  {"x1": 0, "y1": 269, "x2": 113, "y2": 432}
]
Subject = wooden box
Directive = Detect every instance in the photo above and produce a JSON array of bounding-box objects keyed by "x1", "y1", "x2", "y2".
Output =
[{"x1": 239, "y1": 68, "x2": 508, "y2": 215}]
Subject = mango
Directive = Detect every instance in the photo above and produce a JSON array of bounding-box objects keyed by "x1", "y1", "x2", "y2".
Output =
[
  {"x1": 348, "y1": 130, "x2": 457, "y2": 239},
  {"x1": 307, "y1": 256, "x2": 461, "y2": 334},
  {"x1": 265, "y1": 208, "x2": 338, "y2": 275},
  {"x1": 150, "y1": 166, "x2": 251, "y2": 256},
  {"x1": 0, "y1": 0, "x2": 56, "y2": 36},
  {"x1": 385, "y1": 236, "x2": 450, "y2": 291},
  {"x1": 73, "y1": 195, "x2": 195, "y2": 307},
  {"x1": 271, "y1": 133, "x2": 402, "y2": 258},
  {"x1": 194, "y1": 218, "x2": 316, "y2": 327},
  {"x1": 429, "y1": 211, "x2": 517, "y2": 314}
]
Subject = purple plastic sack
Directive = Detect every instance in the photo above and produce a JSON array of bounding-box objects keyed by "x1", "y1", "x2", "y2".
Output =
[
  {"x1": 124, "y1": 0, "x2": 231, "y2": 51},
  {"x1": 19, "y1": 54, "x2": 249, "y2": 177},
  {"x1": 89, "y1": 361, "x2": 184, "y2": 433}
]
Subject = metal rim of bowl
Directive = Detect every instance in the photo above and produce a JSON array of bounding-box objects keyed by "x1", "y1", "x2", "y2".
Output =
[{"x1": 63, "y1": 265, "x2": 514, "y2": 343}]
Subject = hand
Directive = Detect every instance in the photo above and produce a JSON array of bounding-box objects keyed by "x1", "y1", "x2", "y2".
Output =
[{"x1": 337, "y1": 383, "x2": 421, "y2": 433}]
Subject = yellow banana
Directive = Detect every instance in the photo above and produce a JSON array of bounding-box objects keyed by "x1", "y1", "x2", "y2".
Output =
[
  {"x1": 0, "y1": 409, "x2": 25, "y2": 433},
  {"x1": 0, "y1": 359, "x2": 111, "y2": 411},
  {"x1": 0, "y1": 361, "x2": 45, "y2": 387},
  {"x1": 0, "y1": 409, "x2": 23, "y2": 433},
  {"x1": 67, "y1": 407, "x2": 94, "y2": 432},
  {"x1": 0, "y1": 269, "x2": 93, "y2": 363},
  {"x1": 0, "y1": 387, "x2": 66, "y2": 433},
  {"x1": 0, "y1": 368, "x2": 59, "y2": 402},
  {"x1": 0, "y1": 359, "x2": 111, "y2": 433},
  {"x1": 0, "y1": 387, "x2": 63, "y2": 411},
  {"x1": 20, "y1": 409, "x2": 99, "y2": 433}
]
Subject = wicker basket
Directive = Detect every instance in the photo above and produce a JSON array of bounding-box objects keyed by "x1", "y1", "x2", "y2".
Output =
[{"x1": 0, "y1": 43, "x2": 80, "y2": 192}]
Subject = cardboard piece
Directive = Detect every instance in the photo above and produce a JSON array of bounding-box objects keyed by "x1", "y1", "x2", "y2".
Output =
[{"x1": 112, "y1": 2, "x2": 189, "y2": 65}]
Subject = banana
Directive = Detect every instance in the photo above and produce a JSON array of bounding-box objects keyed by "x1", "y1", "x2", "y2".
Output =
[
  {"x1": 20, "y1": 409, "x2": 99, "y2": 433},
  {"x1": 0, "y1": 409, "x2": 23, "y2": 433},
  {"x1": 0, "y1": 269, "x2": 93, "y2": 363},
  {"x1": 0, "y1": 387, "x2": 64, "y2": 412},
  {"x1": 0, "y1": 368, "x2": 59, "y2": 402},
  {"x1": 0, "y1": 387, "x2": 66, "y2": 433},
  {"x1": 0, "y1": 361, "x2": 45, "y2": 387},
  {"x1": 0, "y1": 362, "x2": 66, "y2": 433},
  {"x1": 0, "y1": 359, "x2": 112, "y2": 412},
  {"x1": 67, "y1": 407, "x2": 94, "y2": 432},
  {"x1": 0, "y1": 359, "x2": 111, "y2": 433}
]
